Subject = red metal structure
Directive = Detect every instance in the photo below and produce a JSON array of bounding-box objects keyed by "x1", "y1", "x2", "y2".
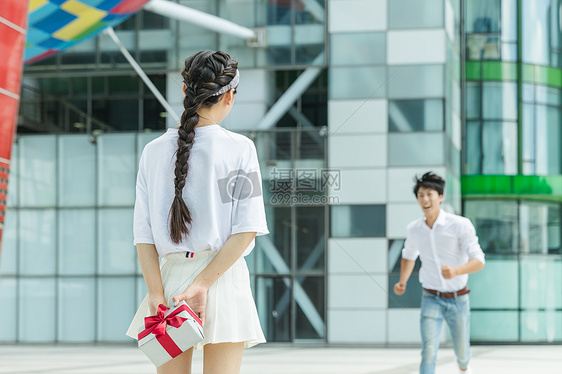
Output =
[{"x1": 0, "y1": 0, "x2": 28, "y2": 255}]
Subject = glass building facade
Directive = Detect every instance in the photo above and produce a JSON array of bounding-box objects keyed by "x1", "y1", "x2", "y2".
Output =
[
  {"x1": 464, "y1": 0, "x2": 562, "y2": 342},
  {"x1": 1, "y1": 0, "x2": 560, "y2": 345}
]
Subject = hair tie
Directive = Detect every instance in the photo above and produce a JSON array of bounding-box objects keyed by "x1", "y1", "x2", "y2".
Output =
[{"x1": 211, "y1": 69, "x2": 239, "y2": 97}]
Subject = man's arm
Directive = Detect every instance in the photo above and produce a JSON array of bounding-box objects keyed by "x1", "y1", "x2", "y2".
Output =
[
  {"x1": 394, "y1": 258, "x2": 416, "y2": 295},
  {"x1": 441, "y1": 259, "x2": 484, "y2": 279}
]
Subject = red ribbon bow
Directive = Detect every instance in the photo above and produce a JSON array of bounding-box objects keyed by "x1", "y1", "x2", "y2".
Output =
[{"x1": 138, "y1": 304, "x2": 189, "y2": 358}]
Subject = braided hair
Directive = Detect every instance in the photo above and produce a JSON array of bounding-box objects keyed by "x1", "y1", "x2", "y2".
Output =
[{"x1": 169, "y1": 51, "x2": 239, "y2": 244}]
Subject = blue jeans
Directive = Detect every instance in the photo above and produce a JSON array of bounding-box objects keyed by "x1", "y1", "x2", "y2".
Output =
[{"x1": 420, "y1": 290, "x2": 471, "y2": 374}]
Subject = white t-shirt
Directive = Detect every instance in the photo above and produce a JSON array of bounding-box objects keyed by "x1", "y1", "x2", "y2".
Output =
[{"x1": 133, "y1": 125, "x2": 269, "y2": 257}]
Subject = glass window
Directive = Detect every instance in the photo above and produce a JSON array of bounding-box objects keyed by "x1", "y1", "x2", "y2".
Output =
[
  {"x1": 58, "y1": 278, "x2": 96, "y2": 342},
  {"x1": 141, "y1": 10, "x2": 169, "y2": 30},
  {"x1": 467, "y1": 34, "x2": 501, "y2": 60},
  {"x1": 256, "y1": 207, "x2": 291, "y2": 274},
  {"x1": 521, "y1": 310, "x2": 562, "y2": 341},
  {"x1": 19, "y1": 278, "x2": 56, "y2": 342},
  {"x1": 466, "y1": 83, "x2": 481, "y2": 119},
  {"x1": 137, "y1": 276, "x2": 148, "y2": 307},
  {"x1": 19, "y1": 135, "x2": 56, "y2": 207},
  {"x1": 330, "y1": 33, "x2": 385, "y2": 66},
  {"x1": 522, "y1": 83, "x2": 535, "y2": 102},
  {"x1": 255, "y1": 276, "x2": 291, "y2": 342},
  {"x1": 482, "y1": 82, "x2": 517, "y2": 121},
  {"x1": 0, "y1": 278, "x2": 17, "y2": 341},
  {"x1": 466, "y1": 0, "x2": 501, "y2": 33},
  {"x1": 445, "y1": 136, "x2": 461, "y2": 177},
  {"x1": 536, "y1": 85, "x2": 562, "y2": 106},
  {"x1": 329, "y1": 66, "x2": 387, "y2": 100},
  {"x1": 464, "y1": 200, "x2": 518, "y2": 253},
  {"x1": 6, "y1": 143, "x2": 17, "y2": 207},
  {"x1": 480, "y1": 121, "x2": 517, "y2": 174},
  {"x1": 388, "y1": 239, "x2": 423, "y2": 308},
  {"x1": 535, "y1": 105, "x2": 561, "y2": 174},
  {"x1": 107, "y1": 76, "x2": 139, "y2": 96},
  {"x1": 59, "y1": 209, "x2": 96, "y2": 275},
  {"x1": 295, "y1": 276, "x2": 325, "y2": 340},
  {"x1": 522, "y1": 104, "x2": 536, "y2": 173},
  {"x1": 40, "y1": 78, "x2": 69, "y2": 96},
  {"x1": 97, "y1": 133, "x2": 136, "y2": 206},
  {"x1": 97, "y1": 277, "x2": 136, "y2": 342},
  {"x1": 97, "y1": 208, "x2": 135, "y2": 275},
  {"x1": 389, "y1": 99, "x2": 444, "y2": 132},
  {"x1": 107, "y1": 99, "x2": 139, "y2": 131},
  {"x1": 388, "y1": 133, "x2": 444, "y2": 166},
  {"x1": 58, "y1": 135, "x2": 96, "y2": 207},
  {"x1": 471, "y1": 311, "x2": 519, "y2": 341},
  {"x1": 469, "y1": 257, "x2": 520, "y2": 308},
  {"x1": 0, "y1": 209, "x2": 17, "y2": 275},
  {"x1": 143, "y1": 99, "x2": 166, "y2": 131},
  {"x1": 388, "y1": 65, "x2": 444, "y2": 99},
  {"x1": 19, "y1": 209, "x2": 56, "y2": 276},
  {"x1": 389, "y1": 0, "x2": 444, "y2": 29},
  {"x1": 519, "y1": 203, "x2": 561, "y2": 254},
  {"x1": 522, "y1": 0, "x2": 561, "y2": 66},
  {"x1": 520, "y1": 256, "x2": 562, "y2": 311},
  {"x1": 330, "y1": 205, "x2": 385, "y2": 237},
  {"x1": 501, "y1": 0, "x2": 518, "y2": 42},
  {"x1": 465, "y1": 121, "x2": 482, "y2": 174},
  {"x1": 70, "y1": 77, "x2": 88, "y2": 98},
  {"x1": 501, "y1": 42, "x2": 517, "y2": 61},
  {"x1": 296, "y1": 207, "x2": 325, "y2": 272}
]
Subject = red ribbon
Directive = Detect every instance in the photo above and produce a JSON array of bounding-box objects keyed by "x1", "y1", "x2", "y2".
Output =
[{"x1": 138, "y1": 304, "x2": 193, "y2": 358}]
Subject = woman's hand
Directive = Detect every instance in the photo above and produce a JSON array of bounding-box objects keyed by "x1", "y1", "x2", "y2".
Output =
[
  {"x1": 172, "y1": 282, "x2": 209, "y2": 326},
  {"x1": 148, "y1": 293, "x2": 167, "y2": 316}
]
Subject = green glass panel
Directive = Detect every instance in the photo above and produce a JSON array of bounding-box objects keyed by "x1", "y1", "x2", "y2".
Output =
[
  {"x1": 465, "y1": 61, "x2": 481, "y2": 80},
  {"x1": 482, "y1": 62, "x2": 517, "y2": 81},
  {"x1": 521, "y1": 64, "x2": 535, "y2": 83},
  {"x1": 513, "y1": 175, "x2": 562, "y2": 195},
  {"x1": 462, "y1": 175, "x2": 562, "y2": 202},
  {"x1": 534, "y1": 66, "x2": 562, "y2": 88},
  {"x1": 462, "y1": 175, "x2": 512, "y2": 195}
]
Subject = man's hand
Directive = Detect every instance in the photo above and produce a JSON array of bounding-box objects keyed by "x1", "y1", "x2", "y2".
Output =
[
  {"x1": 441, "y1": 264, "x2": 458, "y2": 279},
  {"x1": 393, "y1": 281, "x2": 406, "y2": 296},
  {"x1": 148, "y1": 293, "x2": 167, "y2": 316},
  {"x1": 172, "y1": 282, "x2": 209, "y2": 326}
]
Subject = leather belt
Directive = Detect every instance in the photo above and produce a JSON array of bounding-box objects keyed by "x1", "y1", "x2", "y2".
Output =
[{"x1": 423, "y1": 287, "x2": 470, "y2": 299}]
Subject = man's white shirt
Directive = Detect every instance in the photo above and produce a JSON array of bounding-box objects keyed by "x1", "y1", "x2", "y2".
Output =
[{"x1": 402, "y1": 209, "x2": 485, "y2": 292}]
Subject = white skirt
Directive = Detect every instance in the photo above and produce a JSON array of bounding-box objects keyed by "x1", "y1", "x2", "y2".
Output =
[{"x1": 126, "y1": 250, "x2": 266, "y2": 350}]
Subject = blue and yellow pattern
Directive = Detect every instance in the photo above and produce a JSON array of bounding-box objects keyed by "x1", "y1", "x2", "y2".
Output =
[{"x1": 25, "y1": 0, "x2": 150, "y2": 65}]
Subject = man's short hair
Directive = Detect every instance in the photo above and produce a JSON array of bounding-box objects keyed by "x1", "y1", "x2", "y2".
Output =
[{"x1": 413, "y1": 172, "x2": 445, "y2": 197}]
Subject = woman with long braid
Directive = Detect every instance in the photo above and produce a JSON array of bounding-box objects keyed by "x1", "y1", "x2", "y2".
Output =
[{"x1": 126, "y1": 51, "x2": 269, "y2": 374}]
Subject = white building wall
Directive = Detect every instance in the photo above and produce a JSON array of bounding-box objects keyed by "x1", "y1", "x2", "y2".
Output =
[{"x1": 326, "y1": 0, "x2": 460, "y2": 345}]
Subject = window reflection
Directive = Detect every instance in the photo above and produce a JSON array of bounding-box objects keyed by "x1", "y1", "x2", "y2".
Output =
[
  {"x1": 464, "y1": 200, "x2": 562, "y2": 254},
  {"x1": 522, "y1": 0, "x2": 562, "y2": 67}
]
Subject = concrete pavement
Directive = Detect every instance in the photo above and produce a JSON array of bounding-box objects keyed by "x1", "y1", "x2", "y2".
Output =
[{"x1": 0, "y1": 344, "x2": 560, "y2": 373}]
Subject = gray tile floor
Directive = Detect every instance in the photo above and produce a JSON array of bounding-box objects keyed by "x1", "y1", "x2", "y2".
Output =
[{"x1": 0, "y1": 344, "x2": 560, "y2": 374}]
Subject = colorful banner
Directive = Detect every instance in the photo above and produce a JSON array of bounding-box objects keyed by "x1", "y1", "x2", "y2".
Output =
[
  {"x1": 25, "y1": 0, "x2": 151, "y2": 65},
  {"x1": 0, "y1": 0, "x2": 29, "y2": 255}
]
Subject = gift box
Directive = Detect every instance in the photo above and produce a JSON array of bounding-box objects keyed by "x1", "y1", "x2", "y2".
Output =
[{"x1": 138, "y1": 301, "x2": 204, "y2": 367}]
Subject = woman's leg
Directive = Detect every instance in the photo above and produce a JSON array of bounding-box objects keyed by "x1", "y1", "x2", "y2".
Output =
[
  {"x1": 203, "y1": 343, "x2": 244, "y2": 374},
  {"x1": 157, "y1": 347, "x2": 194, "y2": 374}
]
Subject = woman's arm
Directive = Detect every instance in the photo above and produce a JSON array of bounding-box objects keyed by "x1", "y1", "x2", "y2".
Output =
[
  {"x1": 172, "y1": 232, "x2": 257, "y2": 325},
  {"x1": 137, "y1": 243, "x2": 167, "y2": 314}
]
